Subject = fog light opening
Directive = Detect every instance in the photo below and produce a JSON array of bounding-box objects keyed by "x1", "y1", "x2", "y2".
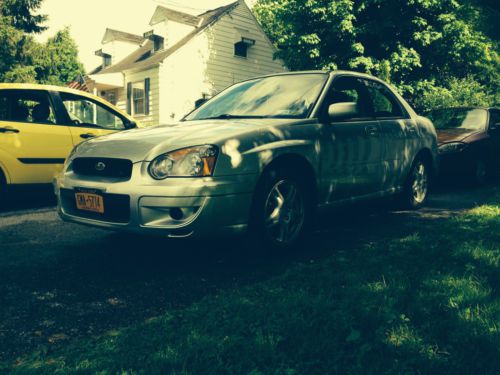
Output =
[{"x1": 169, "y1": 207, "x2": 184, "y2": 220}]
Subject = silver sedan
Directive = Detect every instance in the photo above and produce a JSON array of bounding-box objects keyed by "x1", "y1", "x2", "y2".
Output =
[{"x1": 56, "y1": 71, "x2": 438, "y2": 249}]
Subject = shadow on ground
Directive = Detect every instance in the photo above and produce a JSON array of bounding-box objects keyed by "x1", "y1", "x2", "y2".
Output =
[{"x1": 0, "y1": 181, "x2": 498, "y2": 365}]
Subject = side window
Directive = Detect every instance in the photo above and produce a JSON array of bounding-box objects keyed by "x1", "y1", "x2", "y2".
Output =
[
  {"x1": 60, "y1": 93, "x2": 126, "y2": 130},
  {"x1": 1, "y1": 90, "x2": 57, "y2": 124},
  {"x1": 326, "y1": 76, "x2": 372, "y2": 121},
  {"x1": 489, "y1": 110, "x2": 500, "y2": 128},
  {"x1": 363, "y1": 80, "x2": 404, "y2": 118},
  {"x1": 0, "y1": 93, "x2": 8, "y2": 121}
]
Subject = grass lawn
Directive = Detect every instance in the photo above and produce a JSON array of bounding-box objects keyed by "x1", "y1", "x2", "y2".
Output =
[{"x1": 2, "y1": 194, "x2": 499, "y2": 374}]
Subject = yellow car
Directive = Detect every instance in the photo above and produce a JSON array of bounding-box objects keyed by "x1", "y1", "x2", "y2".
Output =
[{"x1": 0, "y1": 83, "x2": 138, "y2": 205}]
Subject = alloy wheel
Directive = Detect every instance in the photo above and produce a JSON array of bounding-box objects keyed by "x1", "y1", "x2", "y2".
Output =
[
  {"x1": 411, "y1": 162, "x2": 428, "y2": 204},
  {"x1": 264, "y1": 179, "x2": 305, "y2": 245}
]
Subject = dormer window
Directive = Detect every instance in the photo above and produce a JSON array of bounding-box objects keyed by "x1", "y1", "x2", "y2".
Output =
[
  {"x1": 95, "y1": 49, "x2": 112, "y2": 67},
  {"x1": 233, "y1": 29, "x2": 255, "y2": 59},
  {"x1": 144, "y1": 30, "x2": 164, "y2": 53}
]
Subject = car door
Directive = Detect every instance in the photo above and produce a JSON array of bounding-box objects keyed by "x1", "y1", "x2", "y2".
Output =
[
  {"x1": 321, "y1": 75, "x2": 384, "y2": 201},
  {"x1": 0, "y1": 89, "x2": 73, "y2": 184},
  {"x1": 53, "y1": 91, "x2": 129, "y2": 145},
  {"x1": 488, "y1": 109, "x2": 500, "y2": 173},
  {"x1": 362, "y1": 79, "x2": 417, "y2": 191}
]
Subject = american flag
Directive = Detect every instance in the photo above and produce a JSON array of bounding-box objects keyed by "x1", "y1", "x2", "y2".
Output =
[{"x1": 67, "y1": 74, "x2": 90, "y2": 92}]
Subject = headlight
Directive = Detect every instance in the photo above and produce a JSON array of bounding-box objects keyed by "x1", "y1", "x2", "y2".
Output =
[
  {"x1": 438, "y1": 142, "x2": 467, "y2": 154},
  {"x1": 148, "y1": 145, "x2": 218, "y2": 179}
]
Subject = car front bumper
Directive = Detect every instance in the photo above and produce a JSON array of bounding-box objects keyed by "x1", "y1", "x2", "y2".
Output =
[{"x1": 56, "y1": 162, "x2": 258, "y2": 238}]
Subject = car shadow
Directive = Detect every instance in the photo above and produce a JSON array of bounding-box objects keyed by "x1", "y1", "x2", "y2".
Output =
[{"x1": 1, "y1": 185, "x2": 56, "y2": 213}]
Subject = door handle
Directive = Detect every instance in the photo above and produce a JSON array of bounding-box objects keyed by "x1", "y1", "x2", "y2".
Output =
[
  {"x1": 364, "y1": 125, "x2": 379, "y2": 136},
  {"x1": 80, "y1": 133, "x2": 95, "y2": 139},
  {"x1": 0, "y1": 126, "x2": 20, "y2": 134}
]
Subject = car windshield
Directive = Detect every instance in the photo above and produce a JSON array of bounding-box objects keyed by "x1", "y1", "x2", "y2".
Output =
[
  {"x1": 427, "y1": 108, "x2": 488, "y2": 131},
  {"x1": 184, "y1": 73, "x2": 329, "y2": 121}
]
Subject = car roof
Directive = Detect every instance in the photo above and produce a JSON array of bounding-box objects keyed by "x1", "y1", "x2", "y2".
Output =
[{"x1": 427, "y1": 106, "x2": 498, "y2": 111}]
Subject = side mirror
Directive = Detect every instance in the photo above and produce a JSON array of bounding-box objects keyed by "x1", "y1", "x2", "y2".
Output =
[
  {"x1": 124, "y1": 120, "x2": 137, "y2": 129},
  {"x1": 328, "y1": 102, "x2": 359, "y2": 121}
]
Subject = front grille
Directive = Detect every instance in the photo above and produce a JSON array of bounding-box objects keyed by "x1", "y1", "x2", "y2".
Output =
[
  {"x1": 60, "y1": 188, "x2": 130, "y2": 223},
  {"x1": 72, "y1": 158, "x2": 133, "y2": 180}
]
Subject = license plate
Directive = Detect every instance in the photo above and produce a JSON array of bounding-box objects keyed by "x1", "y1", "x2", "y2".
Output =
[{"x1": 75, "y1": 192, "x2": 104, "y2": 214}]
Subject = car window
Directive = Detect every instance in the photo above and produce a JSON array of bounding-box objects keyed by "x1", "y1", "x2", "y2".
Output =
[
  {"x1": 60, "y1": 93, "x2": 126, "y2": 130},
  {"x1": 185, "y1": 73, "x2": 329, "y2": 121},
  {"x1": 0, "y1": 93, "x2": 8, "y2": 121},
  {"x1": 427, "y1": 108, "x2": 488, "y2": 130},
  {"x1": 489, "y1": 110, "x2": 500, "y2": 127},
  {"x1": 363, "y1": 80, "x2": 404, "y2": 118},
  {"x1": 0, "y1": 89, "x2": 57, "y2": 124},
  {"x1": 325, "y1": 76, "x2": 372, "y2": 121}
]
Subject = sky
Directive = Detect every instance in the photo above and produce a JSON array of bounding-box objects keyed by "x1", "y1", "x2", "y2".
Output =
[{"x1": 35, "y1": 0, "x2": 256, "y2": 71}]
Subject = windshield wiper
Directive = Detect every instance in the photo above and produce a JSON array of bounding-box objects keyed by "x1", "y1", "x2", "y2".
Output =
[{"x1": 198, "y1": 114, "x2": 268, "y2": 120}]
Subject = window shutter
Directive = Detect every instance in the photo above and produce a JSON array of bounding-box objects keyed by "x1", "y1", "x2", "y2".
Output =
[
  {"x1": 126, "y1": 82, "x2": 132, "y2": 115},
  {"x1": 144, "y1": 78, "x2": 150, "y2": 116}
]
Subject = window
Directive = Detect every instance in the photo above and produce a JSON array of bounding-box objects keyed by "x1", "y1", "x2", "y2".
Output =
[
  {"x1": 326, "y1": 76, "x2": 372, "y2": 120},
  {"x1": 363, "y1": 80, "x2": 404, "y2": 118},
  {"x1": 103, "y1": 55, "x2": 112, "y2": 67},
  {"x1": 234, "y1": 42, "x2": 248, "y2": 58},
  {"x1": 153, "y1": 36, "x2": 164, "y2": 52},
  {"x1": 60, "y1": 93, "x2": 126, "y2": 130},
  {"x1": 0, "y1": 90, "x2": 56, "y2": 124},
  {"x1": 132, "y1": 82, "x2": 145, "y2": 115},
  {"x1": 0, "y1": 94, "x2": 8, "y2": 121}
]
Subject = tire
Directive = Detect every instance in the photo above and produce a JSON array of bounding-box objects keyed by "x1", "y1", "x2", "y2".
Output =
[
  {"x1": 471, "y1": 158, "x2": 488, "y2": 186},
  {"x1": 399, "y1": 157, "x2": 430, "y2": 210},
  {"x1": 249, "y1": 167, "x2": 313, "y2": 251}
]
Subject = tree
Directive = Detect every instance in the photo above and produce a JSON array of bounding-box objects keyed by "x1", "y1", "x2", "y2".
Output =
[
  {"x1": 33, "y1": 27, "x2": 85, "y2": 85},
  {"x1": 0, "y1": 0, "x2": 47, "y2": 33},
  {"x1": 0, "y1": 1, "x2": 84, "y2": 85},
  {"x1": 254, "y1": 0, "x2": 499, "y2": 111}
]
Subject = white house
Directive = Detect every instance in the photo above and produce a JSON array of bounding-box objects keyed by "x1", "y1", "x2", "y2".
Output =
[{"x1": 85, "y1": 0, "x2": 286, "y2": 126}]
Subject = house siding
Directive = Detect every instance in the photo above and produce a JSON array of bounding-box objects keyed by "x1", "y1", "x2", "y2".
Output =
[
  {"x1": 117, "y1": 67, "x2": 160, "y2": 127},
  {"x1": 204, "y1": 1, "x2": 286, "y2": 92},
  {"x1": 158, "y1": 1, "x2": 286, "y2": 123}
]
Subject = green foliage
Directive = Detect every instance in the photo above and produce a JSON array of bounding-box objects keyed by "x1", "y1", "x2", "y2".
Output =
[
  {"x1": 411, "y1": 77, "x2": 499, "y2": 112},
  {"x1": 33, "y1": 27, "x2": 85, "y2": 85},
  {"x1": 254, "y1": 0, "x2": 499, "y2": 111},
  {"x1": 0, "y1": 2, "x2": 84, "y2": 85},
  {"x1": 0, "y1": 0, "x2": 47, "y2": 33}
]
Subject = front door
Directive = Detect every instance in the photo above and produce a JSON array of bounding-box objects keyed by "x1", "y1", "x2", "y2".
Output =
[
  {"x1": 0, "y1": 89, "x2": 73, "y2": 184},
  {"x1": 55, "y1": 92, "x2": 128, "y2": 145},
  {"x1": 321, "y1": 76, "x2": 384, "y2": 201}
]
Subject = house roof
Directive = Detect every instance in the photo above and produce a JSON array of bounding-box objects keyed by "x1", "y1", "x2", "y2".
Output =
[
  {"x1": 102, "y1": 28, "x2": 145, "y2": 45},
  {"x1": 95, "y1": 1, "x2": 239, "y2": 75},
  {"x1": 149, "y1": 6, "x2": 201, "y2": 27}
]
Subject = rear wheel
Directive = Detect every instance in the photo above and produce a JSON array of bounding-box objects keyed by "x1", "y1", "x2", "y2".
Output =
[
  {"x1": 249, "y1": 167, "x2": 312, "y2": 251},
  {"x1": 399, "y1": 158, "x2": 430, "y2": 209}
]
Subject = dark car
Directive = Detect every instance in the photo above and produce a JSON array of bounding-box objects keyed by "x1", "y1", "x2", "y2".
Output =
[{"x1": 427, "y1": 107, "x2": 500, "y2": 184}]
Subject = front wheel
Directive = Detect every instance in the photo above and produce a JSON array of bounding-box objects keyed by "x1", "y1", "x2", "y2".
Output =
[
  {"x1": 399, "y1": 158, "x2": 430, "y2": 209},
  {"x1": 249, "y1": 168, "x2": 312, "y2": 251}
]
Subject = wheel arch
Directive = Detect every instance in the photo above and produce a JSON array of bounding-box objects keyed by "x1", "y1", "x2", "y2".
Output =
[
  {"x1": 257, "y1": 153, "x2": 318, "y2": 205},
  {"x1": 414, "y1": 148, "x2": 436, "y2": 181}
]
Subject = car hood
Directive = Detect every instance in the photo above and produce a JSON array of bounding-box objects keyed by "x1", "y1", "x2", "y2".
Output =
[
  {"x1": 436, "y1": 128, "x2": 482, "y2": 144},
  {"x1": 73, "y1": 118, "x2": 301, "y2": 162}
]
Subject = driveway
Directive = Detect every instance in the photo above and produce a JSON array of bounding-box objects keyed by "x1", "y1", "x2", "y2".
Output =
[{"x1": 0, "y1": 184, "x2": 498, "y2": 362}]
